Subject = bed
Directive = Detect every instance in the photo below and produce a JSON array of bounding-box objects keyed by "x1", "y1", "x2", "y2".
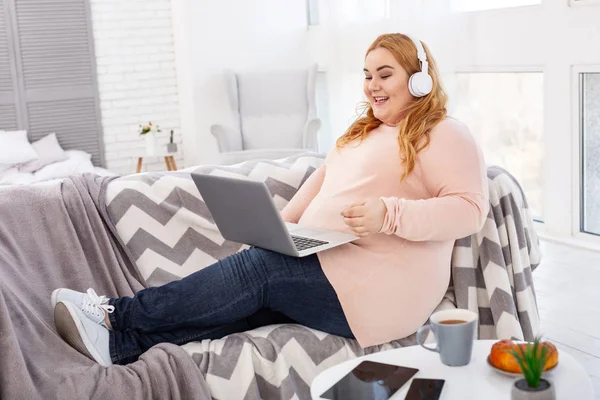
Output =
[
  {"x1": 0, "y1": 130, "x2": 116, "y2": 187},
  {"x1": 0, "y1": 153, "x2": 116, "y2": 186}
]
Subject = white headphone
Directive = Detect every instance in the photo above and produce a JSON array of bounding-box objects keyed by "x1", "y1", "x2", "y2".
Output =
[{"x1": 406, "y1": 35, "x2": 433, "y2": 97}]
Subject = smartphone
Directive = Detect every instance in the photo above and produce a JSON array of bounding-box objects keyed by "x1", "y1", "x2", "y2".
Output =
[
  {"x1": 320, "y1": 360, "x2": 419, "y2": 400},
  {"x1": 404, "y1": 378, "x2": 445, "y2": 400}
]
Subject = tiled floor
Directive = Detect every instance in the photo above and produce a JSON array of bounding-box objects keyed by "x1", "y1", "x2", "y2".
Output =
[{"x1": 535, "y1": 239, "x2": 600, "y2": 398}]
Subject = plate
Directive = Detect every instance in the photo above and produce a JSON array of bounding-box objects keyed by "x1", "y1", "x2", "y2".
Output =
[{"x1": 486, "y1": 356, "x2": 558, "y2": 378}]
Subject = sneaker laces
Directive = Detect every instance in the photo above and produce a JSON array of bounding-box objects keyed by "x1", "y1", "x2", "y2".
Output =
[{"x1": 82, "y1": 288, "x2": 115, "y2": 320}]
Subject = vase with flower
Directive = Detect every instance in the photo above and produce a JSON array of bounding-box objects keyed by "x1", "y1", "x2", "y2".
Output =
[{"x1": 138, "y1": 122, "x2": 161, "y2": 155}]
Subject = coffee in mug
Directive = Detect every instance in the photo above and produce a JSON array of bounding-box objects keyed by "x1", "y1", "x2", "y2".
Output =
[{"x1": 416, "y1": 309, "x2": 478, "y2": 367}]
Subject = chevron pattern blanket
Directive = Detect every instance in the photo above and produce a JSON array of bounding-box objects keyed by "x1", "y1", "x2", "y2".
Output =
[{"x1": 103, "y1": 153, "x2": 541, "y2": 399}]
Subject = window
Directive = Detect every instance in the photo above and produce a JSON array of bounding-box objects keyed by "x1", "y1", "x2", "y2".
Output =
[
  {"x1": 307, "y1": 0, "x2": 319, "y2": 26},
  {"x1": 581, "y1": 73, "x2": 600, "y2": 235},
  {"x1": 451, "y1": 0, "x2": 540, "y2": 12},
  {"x1": 452, "y1": 72, "x2": 544, "y2": 220}
]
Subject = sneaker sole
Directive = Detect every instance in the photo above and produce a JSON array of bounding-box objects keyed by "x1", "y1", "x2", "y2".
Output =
[
  {"x1": 54, "y1": 302, "x2": 111, "y2": 367},
  {"x1": 50, "y1": 289, "x2": 60, "y2": 308}
]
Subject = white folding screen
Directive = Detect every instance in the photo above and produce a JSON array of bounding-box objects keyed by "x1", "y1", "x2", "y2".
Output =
[
  {"x1": 0, "y1": 0, "x2": 18, "y2": 130},
  {"x1": 0, "y1": 0, "x2": 104, "y2": 166}
]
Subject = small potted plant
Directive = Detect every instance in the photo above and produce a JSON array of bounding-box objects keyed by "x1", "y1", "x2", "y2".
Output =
[
  {"x1": 167, "y1": 129, "x2": 177, "y2": 153},
  {"x1": 138, "y1": 122, "x2": 161, "y2": 155},
  {"x1": 509, "y1": 336, "x2": 556, "y2": 400}
]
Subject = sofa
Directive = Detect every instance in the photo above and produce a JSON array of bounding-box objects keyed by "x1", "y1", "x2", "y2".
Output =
[{"x1": 0, "y1": 152, "x2": 541, "y2": 400}]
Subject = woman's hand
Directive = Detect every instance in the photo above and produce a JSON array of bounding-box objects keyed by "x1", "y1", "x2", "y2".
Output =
[{"x1": 341, "y1": 199, "x2": 387, "y2": 237}]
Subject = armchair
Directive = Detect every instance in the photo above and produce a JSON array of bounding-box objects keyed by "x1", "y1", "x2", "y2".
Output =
[{"x1": 210, "y1": 64, "x2": 321, "y2": 165}]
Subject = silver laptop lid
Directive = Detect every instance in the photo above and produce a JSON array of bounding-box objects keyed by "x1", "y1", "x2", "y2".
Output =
[{"x1": 191, "y1": 173, "x2": 298, "y2": 255}]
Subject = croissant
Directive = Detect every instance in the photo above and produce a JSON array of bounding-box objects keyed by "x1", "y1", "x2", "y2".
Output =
[{"x1": 489, "y1": 339, "x2": 559, "y2": 373}]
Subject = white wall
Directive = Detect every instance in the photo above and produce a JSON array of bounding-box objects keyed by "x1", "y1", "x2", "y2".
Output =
[
  {"x1": 90, "y1": 0, "x2": 183, "y2": 175},
  {"x1": 171, "y1": 0, "x2": 310, "y2": 166}
]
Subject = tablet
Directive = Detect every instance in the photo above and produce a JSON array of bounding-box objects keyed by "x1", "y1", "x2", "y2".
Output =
[{"x1": 320, "y1": 360, "x2": 419, "y2": 400}]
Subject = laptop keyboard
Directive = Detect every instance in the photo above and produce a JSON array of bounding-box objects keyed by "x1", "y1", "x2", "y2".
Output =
[{"x1": 291, "y1": 235, "x2": 329, "y2": 251}]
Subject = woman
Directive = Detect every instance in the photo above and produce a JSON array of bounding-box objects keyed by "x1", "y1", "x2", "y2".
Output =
[{"x1": 53, "y1": 33, "x2": 488, "y2": 367}]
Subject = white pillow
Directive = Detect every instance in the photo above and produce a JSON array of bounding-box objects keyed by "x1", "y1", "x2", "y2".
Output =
[
  {"x1": 0, "y1": 130, "x2": 38, "y2": 165},
  {"x1": 64, "y1": 149, "x2": 92, "y2": 161},
  {"x1": 19, "y1": 133, "x2": 67, "y2": 173},
  {"x1": 34, "y1": 151, "x2": 95, "y2": 181}
]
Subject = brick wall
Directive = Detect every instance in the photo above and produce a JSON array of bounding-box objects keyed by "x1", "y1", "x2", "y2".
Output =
[{"x1": 90, "y1": 0, "x2": 183, "y2": 175}]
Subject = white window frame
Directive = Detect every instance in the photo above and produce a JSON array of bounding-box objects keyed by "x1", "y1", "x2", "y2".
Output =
[
  {"x1": 306, "y1": 0, "x2": 320, "y2": 26},
  {"x1": 384, "y1": 0, "x2": 392, "y2": 19},
  {"x1": 571, "y1": 65, "x2": 600, "y2": 245},
  {"x1": 451, "y1": 0, "x2": 541, "y2": 13},
  {"x1": 569, "y1": 0, "x2": 600, "y2": 8}
]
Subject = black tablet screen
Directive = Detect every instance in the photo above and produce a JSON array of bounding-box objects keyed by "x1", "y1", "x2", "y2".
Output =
[{"x1": 320, "y1": 360, "x2": 419, "y2": 400}]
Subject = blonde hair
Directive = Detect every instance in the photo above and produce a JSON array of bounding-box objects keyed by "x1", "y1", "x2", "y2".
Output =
[{"x1": 336, "y1": 33, "x2": 448, "y2": 181}]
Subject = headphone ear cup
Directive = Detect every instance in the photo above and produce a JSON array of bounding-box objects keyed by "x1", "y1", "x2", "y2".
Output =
[{"x1": 409, "y1": 72, "x2": 433, "y2": 97}]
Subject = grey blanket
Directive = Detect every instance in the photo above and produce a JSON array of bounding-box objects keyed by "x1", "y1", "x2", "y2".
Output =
[{"x1": 0, "y1": 175, "x2": 208, "y2": 400}]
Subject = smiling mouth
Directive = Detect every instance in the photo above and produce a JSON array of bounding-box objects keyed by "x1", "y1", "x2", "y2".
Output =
[{"x1": 373, "y1": 96, "x2": 389, "y2": 106}]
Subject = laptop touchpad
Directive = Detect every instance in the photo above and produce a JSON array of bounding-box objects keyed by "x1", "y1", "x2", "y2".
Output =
[{"x1": 292, "y1": 228, "x2": 328, "y2": 238}]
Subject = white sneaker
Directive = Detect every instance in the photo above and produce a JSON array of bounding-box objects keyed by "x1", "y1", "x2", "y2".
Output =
[
  {"x1": 51, "y1": 288, "x2": 114, "y2": 327},
  {"x1": 54, "y1": 301, "x2": 113, "y2": 367}
]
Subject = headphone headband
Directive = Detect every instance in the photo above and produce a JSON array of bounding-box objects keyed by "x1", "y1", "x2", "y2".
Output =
[{"x1": 406, "y1": 35, "x2": 428, "y2": 75}]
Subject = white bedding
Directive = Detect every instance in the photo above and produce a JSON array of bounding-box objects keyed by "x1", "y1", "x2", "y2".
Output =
[
  {"x1": 0, "y1": 167, "x2": 116, "y2": 187},
  {"x1": 0, "y1": 132, "x2": 118, "y2": 187},
  {"x1": 0, "y1": 150, "x2": 117, "y2": 187}
]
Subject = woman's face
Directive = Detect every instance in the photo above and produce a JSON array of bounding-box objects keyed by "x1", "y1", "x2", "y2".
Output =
[{"x1": 363, "y1": 47, "x2": 412, "y2": 126}]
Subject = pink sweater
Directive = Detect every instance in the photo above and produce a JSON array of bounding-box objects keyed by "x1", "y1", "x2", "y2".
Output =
[{"x1": 281, "y1": 119, "x2": 489, "y2": 348}]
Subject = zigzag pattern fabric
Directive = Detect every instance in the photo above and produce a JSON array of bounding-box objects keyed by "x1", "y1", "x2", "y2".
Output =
[
  {"x1": 452, "y1": 165, "x2": 541, "y2": 342},
  {"x1": 105, "y1": 153, "x2": 325, "y2": 286},
  {"x1": 103, "y1": 153, "x2": 541, "y2": 399}
]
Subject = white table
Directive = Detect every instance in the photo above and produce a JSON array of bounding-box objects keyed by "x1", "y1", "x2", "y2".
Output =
[
  {"x1": 134, "y1": 152, "x2": 178, "y2": 173},
  {"x1": 311, "y1": 340, "x2": 594, "y2": 400}
]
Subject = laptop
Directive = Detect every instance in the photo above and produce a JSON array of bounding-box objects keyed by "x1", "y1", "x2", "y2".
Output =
[{"x1": 192, "y1": 173, "x2": 358, "y2": 257}]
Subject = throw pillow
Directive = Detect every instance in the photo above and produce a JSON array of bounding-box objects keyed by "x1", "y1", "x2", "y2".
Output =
[
  {"x1": 64, "y1": 149, "x2": 92, "y2": 161},
  {"x1": 19, "y1": 133, "x2": 67, "y2": 173},
  {"x1": 34, "y1": 150, "x2": 95, "y2": 181},
  {"x1": 0, "y1": 130, "x2": 38, "y2": 165}
]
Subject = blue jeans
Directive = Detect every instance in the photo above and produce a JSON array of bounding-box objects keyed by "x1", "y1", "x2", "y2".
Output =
[{"x1": 108, "y1": 247, "x2": 353, "y2": 364}]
